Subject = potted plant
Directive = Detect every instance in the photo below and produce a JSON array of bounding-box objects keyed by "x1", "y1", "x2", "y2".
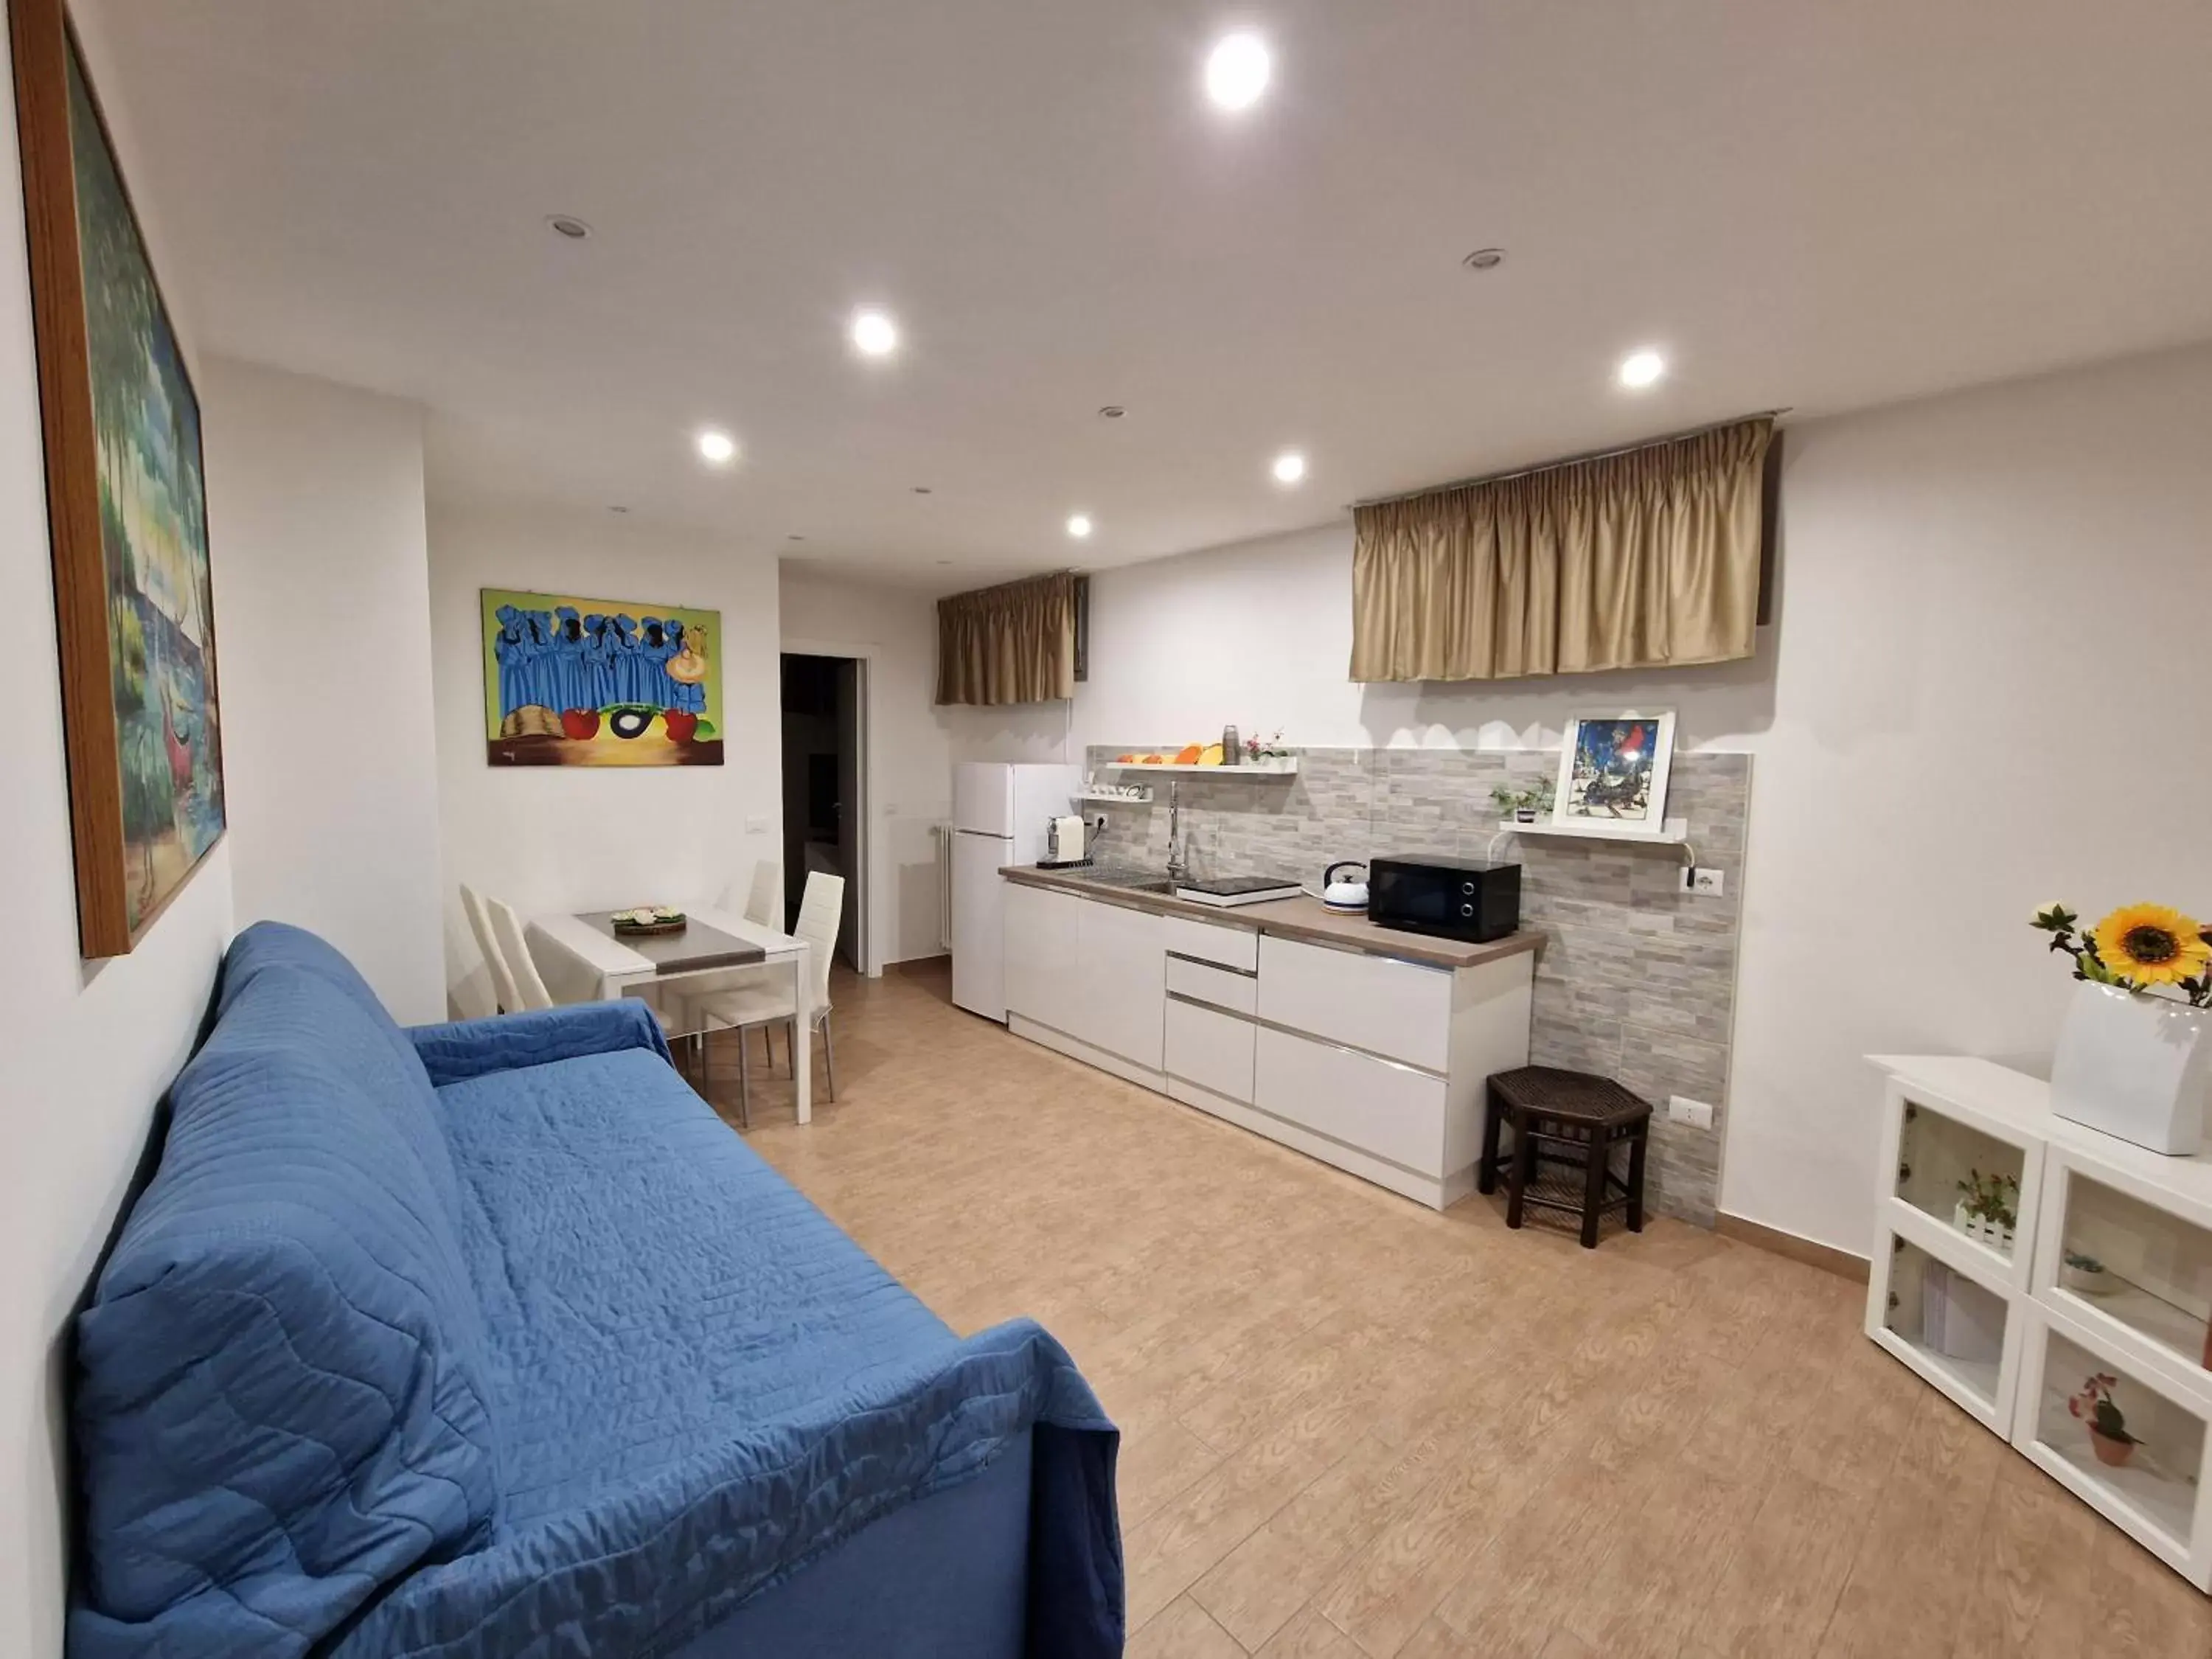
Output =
[
  {"x1": 2068, "y1": 1372, "x2": 2143, "y2": 1467},
  {"x1": 2034, "y1": 901, "x2": 2212, "y2": 1155},
  {"x1": 1242, "y1": 730, "x2": 1292, "y2": 771},
  {"x1": 1491, "y1": 778, "x2": 1557, "y2": 824},
  {"x1": 2060, "y1": 1250, "x2": 2115, "y2": 1296},
  {"x1": 1952, "y1": 1169, "x2": 2019, "y2": 1252}
]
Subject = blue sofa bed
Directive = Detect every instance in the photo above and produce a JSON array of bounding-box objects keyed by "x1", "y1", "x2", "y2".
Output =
[{"x1": 69, "y1": 922, "x2": 1123, "y2": 1658}]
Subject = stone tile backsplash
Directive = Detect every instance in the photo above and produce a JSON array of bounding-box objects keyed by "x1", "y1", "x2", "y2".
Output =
[{"x1": 1084, "y1": 745, "x2": 1751, "y2": 1226}]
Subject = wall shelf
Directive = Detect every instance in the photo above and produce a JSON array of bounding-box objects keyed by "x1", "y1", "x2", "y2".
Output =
[
  {"x1": 1492, "y1": 815, "x2": 1688, "y2": 845},
  {"x1": 1100, "y1": 761, "x2": 1298, "y2": 777}
]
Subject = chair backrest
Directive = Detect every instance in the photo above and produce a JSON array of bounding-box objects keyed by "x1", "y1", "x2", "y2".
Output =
[
  {"x1": 487, "y1": 897, "x2": 554, "y2": 1011},
  {"x1": 793, "y1": 872, "x2": 844, "y2": 1014},
  {"x1": 742, "y1": 858, "x2": 779, "y2": 928},
  {"x1": 460, "y1": 884, "x2": 520, "y2": 1014}
]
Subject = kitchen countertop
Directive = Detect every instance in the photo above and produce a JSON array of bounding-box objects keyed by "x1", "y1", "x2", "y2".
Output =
[{"x1": 1001, "y1": 863, "x2": 1543, "y2": 972}]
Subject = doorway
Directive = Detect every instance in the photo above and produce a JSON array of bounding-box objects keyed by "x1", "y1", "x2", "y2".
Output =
[{"x1": 779, "y1": 653, "x2": 865, "y2": 971}]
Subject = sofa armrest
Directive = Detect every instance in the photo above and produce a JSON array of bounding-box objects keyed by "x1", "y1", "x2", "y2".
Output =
[{"x1": 407, "y1": 1002, "x2": 672, "y2": 1087}]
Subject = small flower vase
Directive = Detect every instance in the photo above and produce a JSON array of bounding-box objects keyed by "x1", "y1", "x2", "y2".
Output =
[
  {"x1": 1953, "y1": 1201, "x2": 1977, "y2": 1238},
  {"x1": 2050, "y1": 982, "x2": 2212, "y2": 1156},
  {"x1": 1514, "y1": 807, "x2": 1538, "y2": 824}
]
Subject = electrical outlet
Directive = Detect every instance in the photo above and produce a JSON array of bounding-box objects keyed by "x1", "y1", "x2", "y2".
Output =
[
  {"x1": 1682, "y1": 866, "x2": 1725, "y2": 897},
  {"x1": 1088, "y1": 813, "x2": 1107, "y2": 834},
  {"x1": 1669, "y1": 1095, "x2": 1715, "y2": 1130}
]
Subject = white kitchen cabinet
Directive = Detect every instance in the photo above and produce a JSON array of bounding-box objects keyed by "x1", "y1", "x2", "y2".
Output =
[
  {"x1": 1005, "y1": 885, "x2": 1165, "y2": 1083},
  {"x1": 1256, "y1": 935, "x2": 1453, "y2": 1072},
  {"x1": 1165, "y1": 996, "x2": 1256, "y2": 1105},
  {"x1": 1254, "y1": 1027, "x2": 1448, "y2": 1176}
]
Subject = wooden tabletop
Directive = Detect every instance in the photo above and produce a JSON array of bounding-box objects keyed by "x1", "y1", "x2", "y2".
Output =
[
  {"x1": 573, "y1": 911, "x2": 766, "y2": 975},
  {"x1": 1001, "y1": 865, "x2": 1543, "y2": 972}
]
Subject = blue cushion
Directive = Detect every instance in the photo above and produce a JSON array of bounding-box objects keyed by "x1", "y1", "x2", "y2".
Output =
[{"x1": 71, "y1": 927, "x2": 499, "y2": 1658}]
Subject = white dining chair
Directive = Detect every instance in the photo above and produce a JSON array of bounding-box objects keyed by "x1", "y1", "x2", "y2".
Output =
[
  {"x1": 462, "y1": 884, "x2": 521, "y2": 1015},
  {"x1": 741, "y1": 859, "x2": 779, "y2": 928},
  {"x1": 692, "y1": 872, "x2": 844, "y2": 1128},
  {"x1": 487, "y1": 897, "x2": 555, "y2": 1011}
]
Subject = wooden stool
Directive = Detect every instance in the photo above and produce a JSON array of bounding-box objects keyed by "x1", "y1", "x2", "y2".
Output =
[{"x1": 1478, "y1": 1066, "x2": 1652, "y2": 1248}]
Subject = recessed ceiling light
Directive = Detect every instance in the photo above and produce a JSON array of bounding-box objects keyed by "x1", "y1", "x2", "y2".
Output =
[
  {"x1": 1617, "y1": 349, "x2": 1666, "y2": 389},
  {"x1": 911, "y1": 485, "x2": 933, "y2": 495},
  {"x1": 1066, "y1": 513, "x2": 1094, "y2": 540},
  {"x1": 1098, "y1": 405, "x2": 1126, "y2": 420},
  {"x1": 1271, "y1": 450, "x2": 1307, "y2": 485},
  {"x1": 1461, "y1": 247, "x2": 1506, "y2": 271},
  {"x1": 786, "y1": 533, "x2": 807, "y2": 541},
  {"x1": 935, "y1": 560, "x2": 953, "y2": 566},
  {"x1": 546, "y1": 214, "x2": 593, "y2": 240},
  {"x1": 849, "y1": 307, "x2": 900, "y2": 358},
  {"x1": 608, "y1": 504, "x2": 630, "y2": 514},
  {"x1": 1205, "y1": 31, "x2": 1270, "y2": 111},
  {"x1": 696, "y1": 429, "x2": 737, "y2": 465}
]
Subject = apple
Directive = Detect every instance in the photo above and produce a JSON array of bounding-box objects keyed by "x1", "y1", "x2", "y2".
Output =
[
  {"x1": 560, "y1": 708, "x2": 600, "y2": 740},
  {"x1": 664, "y1": 709, "x2": 699, "y2": 742}
]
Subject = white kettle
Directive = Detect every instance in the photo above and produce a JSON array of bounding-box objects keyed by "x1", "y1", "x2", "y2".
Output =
[{"x1": 1321, "y1": 860, "x2": 1368, "y2": 913}]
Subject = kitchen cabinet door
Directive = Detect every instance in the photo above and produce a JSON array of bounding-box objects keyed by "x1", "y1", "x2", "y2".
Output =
[
  {"x1": 1003, "y1": 880, "x2": 1082, "y2": 1035},
  {"x1": 1073, "y1": 897, "x2": 1166, "y2": 1070}
]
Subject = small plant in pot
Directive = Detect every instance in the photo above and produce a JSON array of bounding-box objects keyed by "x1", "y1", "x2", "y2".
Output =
[
  {"x1": 1491, "y1": 778, "x2": 1556, "y2": 824},
  {"x1": 2069, "y1": 1372, "x2": 2143, "y2": 1467},
  {"x1": 2061, "y1": 1250, "x2": 2115, "y2": 1297},
  {"x1": 1952, "y1": 1169, "x2": 2020, "y2": 1252}
]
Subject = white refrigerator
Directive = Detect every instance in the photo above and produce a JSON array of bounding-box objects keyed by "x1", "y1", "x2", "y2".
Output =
[{"x1": 950, "y1": 760, "x2": 1082, "y2": 1020}]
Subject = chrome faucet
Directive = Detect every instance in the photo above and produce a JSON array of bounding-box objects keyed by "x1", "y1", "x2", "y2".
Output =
[{"x1": 1165, "y1": 780, "x2": 1186, "y2": 880}]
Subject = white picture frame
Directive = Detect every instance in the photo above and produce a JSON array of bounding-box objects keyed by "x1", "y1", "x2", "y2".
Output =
[{"x1": 1551, "y1": 711, "x2": 1677, "y2": 835}]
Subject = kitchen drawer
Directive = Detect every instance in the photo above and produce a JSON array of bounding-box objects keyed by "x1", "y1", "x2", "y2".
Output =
[
  {"x1": 1162, "y1": 913, "x2": 1259, "y2": 973},
  {"x1": 1257, "y1": 934, "x2": 1452, "y2": 1073},
  {"x1": 1166, "y1": 996, "x2": 1256, "y2": 1104},
  {"x1": 1253, "y1": 1026, "x2": 1447, "y2": 1177},
  {"x1": 1165, "y1": 953, "x2": 1257, "y2": 1015}
]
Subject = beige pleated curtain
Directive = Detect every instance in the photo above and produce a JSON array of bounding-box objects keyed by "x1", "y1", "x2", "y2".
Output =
[
  {"x1": 1350, "y1": 417, "x2": 1774, "y2": 682},
  {"x1": 935, "y1": 571, "x2": 1078, "y2": 705}
]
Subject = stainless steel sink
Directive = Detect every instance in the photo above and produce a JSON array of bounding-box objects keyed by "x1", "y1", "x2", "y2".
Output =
[{"x1": 1073, "y1": 866, "x2": 1176, "y2": 895}]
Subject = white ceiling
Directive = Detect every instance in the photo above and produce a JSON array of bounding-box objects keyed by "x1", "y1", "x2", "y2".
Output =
[{"x1": 91, "y1": 0, "x2": 2212, "y2": 589}]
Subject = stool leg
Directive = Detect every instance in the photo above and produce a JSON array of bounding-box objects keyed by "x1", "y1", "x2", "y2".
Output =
[
  {"x1": 1627, "y1": 1127, "x2": 1647, "y2": 1233},
  {"x1": 1478, "y1": 1085, "x2": 1503, "y2": 1196},
  {"x1": 1579, "y1": 1130, "x2": 1607, "y2": 1248},
  {"x1": 1506, "y1": 1113, "x2": 1534, "y2": 1230}
]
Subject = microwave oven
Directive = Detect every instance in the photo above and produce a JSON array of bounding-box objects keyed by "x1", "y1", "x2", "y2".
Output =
[{"x1": 1367, "y1": 855, "x2": 1521, "y2": 942}]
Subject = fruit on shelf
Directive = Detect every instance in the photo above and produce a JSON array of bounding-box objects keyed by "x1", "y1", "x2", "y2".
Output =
[
  {"x1": 1199, "y1": 742, "x2": 1224, "y2": 766},
  {"x1": 1174, "y1": 744, "x2": 1203, "y2": 765},
  {"x1": 1114, "y1": 753, "x2": 1136, "y2": 763}
]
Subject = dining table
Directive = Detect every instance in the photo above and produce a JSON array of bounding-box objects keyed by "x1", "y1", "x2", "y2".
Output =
[{"x1": 526, "y1": 905, "x2": 816, "y2": 1124}]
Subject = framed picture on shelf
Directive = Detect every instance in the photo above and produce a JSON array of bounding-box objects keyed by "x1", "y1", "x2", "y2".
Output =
[
  {"x1": 11, "y1": 0, "x2": 225, "y2": 956},
  {"x1": 1552, "y1": 711, "x2": 1676, "y2": 835}
]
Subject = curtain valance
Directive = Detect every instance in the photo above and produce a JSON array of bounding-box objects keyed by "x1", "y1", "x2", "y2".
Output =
[
  {"x1": 1349, "y1": 417, "x2": 1775, "y2": 682},
  {"x1": 935, "y1": 571, "x2": 1078, "y2": 705}
]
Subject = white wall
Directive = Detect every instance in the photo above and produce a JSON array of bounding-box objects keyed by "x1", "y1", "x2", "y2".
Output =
[
  {"x1": 0, "y1": 10, "x2": 233, "y2": 1652},
  {"x1": 204, "y1": 358, "x2": 445, "y2": 1021},
  {"x1": 1026, "y1": 344, "x2": 2212, "y2": 1256},
  {"x1": 429, "y1": 505, "x2": 782, "y2": 1012}
]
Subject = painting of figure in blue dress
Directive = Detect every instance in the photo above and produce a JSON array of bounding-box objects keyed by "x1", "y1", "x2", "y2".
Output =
[{"x1": 480, "y1": 587, "x2": 722, "y2": 766}]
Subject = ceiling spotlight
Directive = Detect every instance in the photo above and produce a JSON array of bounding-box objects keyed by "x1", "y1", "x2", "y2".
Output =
[
  {"x1": 1461, "y1": 247, "x2": 1506, "y2": 271},
  {"x1": 546, "y1": 214, "x2": 593, "y2": 240},
  {"x1": 695, "y1": 429, "x2": 737, "y2": 465},
  {"x1": 1271, "y1": 450, "x2": 1307, "y2": 485},
  {"x1": 1066, "y1": 513, "x2": 1094, "y2": 540},
  {"x1": 1097, "y1": 405, "x2": 1126, "y2": 420},
  {"x1": 1617, "y1": 349, "x2": 1666, "y2": 389},
  {"x1": 911, "y1": 485, "x2": 933, "y2": 495},
  {"x1": 786, "y1": 533, "x2": 807, "y2": 541},
  {"x1": 608, "y1": 504, "x2": 630, "y2": 515},
  {"x1": 849, "y1": 307, "x2": 900, "y2": 358},
  {"x1": 1205, "y1": 31, "x2": 1270, "y2": 111}
]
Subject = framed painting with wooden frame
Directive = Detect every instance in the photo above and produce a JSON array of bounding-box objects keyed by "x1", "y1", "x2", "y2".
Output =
[{"x1": 11, "y1": 0, "x2": 225, "y2": 957}]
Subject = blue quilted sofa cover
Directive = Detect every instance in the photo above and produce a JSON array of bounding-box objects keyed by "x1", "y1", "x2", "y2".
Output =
[{"x1": 70, "y1": 922, "x2": 1122, "y2": 1658}]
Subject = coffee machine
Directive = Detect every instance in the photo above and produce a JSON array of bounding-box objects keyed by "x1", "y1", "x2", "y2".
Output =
[{"x1": 1043, "y1": 814, "x2": 1086, "y2": 865}]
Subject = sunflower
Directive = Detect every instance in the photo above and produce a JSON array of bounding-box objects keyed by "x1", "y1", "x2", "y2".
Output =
[{"x1": 2089, "y1": 902, "x2": 2212, "y2": 987}]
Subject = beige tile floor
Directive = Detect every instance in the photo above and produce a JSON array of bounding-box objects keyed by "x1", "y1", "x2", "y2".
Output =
[{"x1": 720, "y1": 962, "x2": 2212, "y2": 1658}]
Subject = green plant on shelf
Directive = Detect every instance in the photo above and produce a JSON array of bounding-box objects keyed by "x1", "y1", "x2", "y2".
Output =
[
  {"x1": 1489, "y1": 778, "x2": 1557, "y2": 819},
  {"x1": 2069, "y1": 1372, "x2": 2145, "y2": 1466},
  {"x1": 1954, "y1": 1169, "x2": 2020, "y2": 1231}
]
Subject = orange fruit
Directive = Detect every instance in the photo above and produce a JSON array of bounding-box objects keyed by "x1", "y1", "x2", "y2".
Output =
[{"x1": 1174, "y1": 744, "x2": 1203, "y2": 765}]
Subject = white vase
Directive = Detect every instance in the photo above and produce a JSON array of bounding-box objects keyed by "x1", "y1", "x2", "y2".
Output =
[{"x1": 2050, "y1": 981, "x2": 2212, "y2": 1156}]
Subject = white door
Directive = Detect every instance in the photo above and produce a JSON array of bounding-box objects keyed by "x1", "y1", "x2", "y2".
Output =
[
  {"x1": 954, "y1": 763, "x2": 1015, "y2": 836},
  {"x1": 950, "y1": 830, "x2": 1012, "y2": 1019}
]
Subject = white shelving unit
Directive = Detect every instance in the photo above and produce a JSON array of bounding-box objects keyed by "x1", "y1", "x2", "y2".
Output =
[
  {"x1": 1099, "y1": 760, "x2": 1298, "y2": 777},
  {"x1": 1490, "y1": 815, "x2": 1690, "y2": 846},
  {"x1": 1865, "y1": 1055, "x2": 2212, "y2": 1589}
]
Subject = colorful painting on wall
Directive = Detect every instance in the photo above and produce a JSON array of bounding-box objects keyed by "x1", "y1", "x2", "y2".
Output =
[
  {"x1": 1553, "y1": 711, "x2": 1677, "y2": 833},
  {"x1": 481, "y1": 588, "x2": 723, "y2": 766},
  {"x1": 12, "y1": 0, "x2": 224, "y2": 956}
]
